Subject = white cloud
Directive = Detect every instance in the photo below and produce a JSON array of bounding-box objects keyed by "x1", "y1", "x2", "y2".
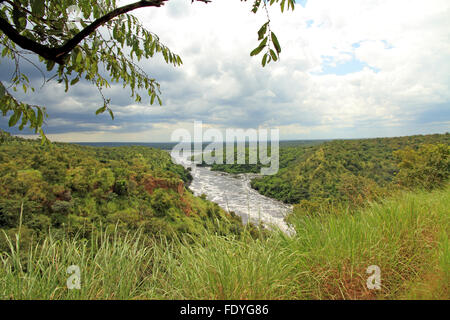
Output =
[{"x1": 6, "y1": 0, "x2": 449, "y2": 141}]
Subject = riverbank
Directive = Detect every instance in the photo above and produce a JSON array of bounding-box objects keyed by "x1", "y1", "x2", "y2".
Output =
[{"x1": 171, "y1": 152, "x2": 293, "y2": 233}]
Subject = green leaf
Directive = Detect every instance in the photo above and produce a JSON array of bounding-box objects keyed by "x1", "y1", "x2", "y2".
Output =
[
  {"x1": 76, "y1": 51, "x2": 83, "y2": 65},
  {"x1": 9, "y1": 110, "x2": 21, "y2": 127},
  {"x1": 271, "y1": 32, "x2": 281, "y2": 54},
  {"x1": 46, "y1": 60, "x2": 55, "y2": 72},
  {"x1": 250, "y1": 46, "x2": 264, "y2": 57},
  {"x1": 19, "y1": 114, "x2": 28, "y2": 130},
  {"x1": 108, "y1": 109, "x2": 114, "y2": 120},
  {"x1": 2, "y1": 47, "x2": 9, "y2": 58},
  {"x1": 250, "y1": 37, "x2": 268, "y2": 56},
  {"x1": 270, "y1": 49, "x2": 278, "y2": 61},
  {"x1": 28, "y1": 107, "x2": 36, "y2": 124},
  {"x1": 96, "y1": 105, "x2": 107, "y2": 115},
  {"x1": 257, "y1": 22, "x2": 269, "y2": 41},
  {"x1": 150, "y1": 93, "x2": 156, "y2": 105},
  {"x1": 37, "y1": 108, "x2": 43, "y2": 126},
  {"x1": 70, "y1": 77, "x2": 80, "y2": 86},
  {"x1": 0, "y1": 82, "x2": 6, "y2": 98},
  {"x1": 39, "y1": 129, "x2": 49, "y2": 146},
  {"x1": 31, "y1": 0, "x2": 45, "y2": 17},
  {"x1": 288, "y1": 0, "x2": 296, "y2": 11},
  {"x1": 262, "y1": 53, "x2": 268, "y2": 67}
]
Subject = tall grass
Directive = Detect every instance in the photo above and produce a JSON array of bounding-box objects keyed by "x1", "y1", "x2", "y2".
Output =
[{"x1": 1, "y1": 186, "x2": 448, "y2": 300}]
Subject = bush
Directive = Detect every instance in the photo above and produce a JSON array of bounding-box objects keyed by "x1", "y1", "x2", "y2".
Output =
[{"x1": 394, "y1": 143, "x2": 449, "y2": 190}]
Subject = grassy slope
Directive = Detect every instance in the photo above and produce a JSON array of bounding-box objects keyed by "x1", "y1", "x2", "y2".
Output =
[{"x1": 1, "y1": 185, "x2": 448, "y2": 300}]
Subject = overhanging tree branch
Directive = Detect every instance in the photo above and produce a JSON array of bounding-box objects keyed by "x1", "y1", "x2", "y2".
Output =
[
  {"x1": 55, "y1": 0, "x2": 170, "y2": 61},
  {"x1": 0, "y1": 15, "x2": 61, "y2": 62},
  {"x1": 0, "y1": 0, "x2": 291, "y2": 141},
  {"x1": 0, "y1": 0, "x2": 189, "y2": 64}
]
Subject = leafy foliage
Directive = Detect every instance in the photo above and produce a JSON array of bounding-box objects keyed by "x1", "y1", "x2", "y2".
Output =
[
  {"x1": 198, "y1": 140, "x2": 325, "y2": 174},
  {"x1": 0, "y1": 131, "x2": 246, "y2": 251},
  {"x1": 208, "y1": 134, "x2": 450, "y2": 215},
  {"x1": 394, "y1": 143, "x2": 449, "y2": 190},
  {"x1": 246, "y1": 0, "x2": 295, "y2": 66}
]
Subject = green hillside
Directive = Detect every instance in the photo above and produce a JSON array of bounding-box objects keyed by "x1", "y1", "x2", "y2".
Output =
[
  {"x1": 0, "y1": 130, "x2": 246, "y2": 252},
  {"x1": 0, "y1": 131, "x2": 448, "y2": 300},
  {"x1": 207, "y1": 134, "x2": 449, "y2": 205}
]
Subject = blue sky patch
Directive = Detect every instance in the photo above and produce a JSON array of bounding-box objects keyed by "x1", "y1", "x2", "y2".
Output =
[
  {"x1": 314, "y1": 54, "x2": 380, "y2": 76},
  {"x1": 296, "y1": 0, "x2": 308, "y2": 8}
]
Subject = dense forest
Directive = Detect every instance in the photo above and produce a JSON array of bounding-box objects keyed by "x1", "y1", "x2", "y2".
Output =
[
  {"x1": 202, "y1": 140, "x2": 326, "y2": 174},
  {"x1": 252, "y1": 134, "x2": 448, "y2": 200},
  {"x1": 201, "y1": 134, "x2": 450, "y2": 220},
  {"x1": 0, "y1": 131, "x2": 448, "y2": 300},
  {"x1": 1, "y1": 131, "x2": 447, "y2": 246},
  {"x1": 0, "y1": 130, "x2": 248, "y2": 252}
]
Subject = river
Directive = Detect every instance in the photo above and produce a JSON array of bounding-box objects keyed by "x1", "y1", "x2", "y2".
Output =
[{"x1": 171, "y1": 152, "x2": 293, "y2": 234}]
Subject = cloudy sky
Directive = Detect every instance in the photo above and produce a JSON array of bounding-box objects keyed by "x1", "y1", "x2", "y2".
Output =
[{"x1": 1, "y1": 0, "x2": 449, "y2": 142}]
